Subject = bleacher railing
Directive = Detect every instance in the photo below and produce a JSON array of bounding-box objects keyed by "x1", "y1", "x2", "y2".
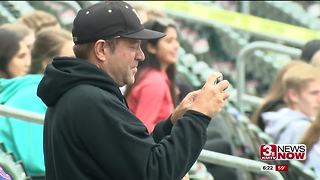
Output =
[
  {"x1": 0, "y1": 104, "x2": 44, "y2": 124},
  {"x1": 0, "y1": 104, "x2": 284, "y2": 180},
  {"x1": 236, "y1": 41, "x2": 301, "y2": 114},
  {"x1": 199, "y1": 150, "x2": 284, "y2": 180}
]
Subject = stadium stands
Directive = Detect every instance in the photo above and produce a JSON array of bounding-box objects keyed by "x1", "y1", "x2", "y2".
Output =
[
  {"x1": 0, "y1": 3, "x2": 16, "y2": 24},
  {"x1": 0, "y1": 1, "x2": 34, "y2": 17},
  {"x1": 250, "y1": 1, "x2": 320, "y2": 30}
]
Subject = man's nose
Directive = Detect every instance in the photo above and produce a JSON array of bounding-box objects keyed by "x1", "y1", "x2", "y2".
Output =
[{"x1": 136, "y1": 47, "x2": 145, "y2": 62}]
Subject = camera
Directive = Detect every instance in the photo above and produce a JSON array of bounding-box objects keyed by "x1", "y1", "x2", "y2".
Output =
[{"x1": 214, "y1": 76, "x2": 223, "y2": 85}]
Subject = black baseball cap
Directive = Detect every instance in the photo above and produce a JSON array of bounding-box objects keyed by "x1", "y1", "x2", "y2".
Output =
[{"x1": 72, "y1": 1, "x2": 166, "y2": 44}]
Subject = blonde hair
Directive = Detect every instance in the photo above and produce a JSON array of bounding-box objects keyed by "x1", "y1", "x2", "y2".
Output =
[
  {"x1": 30, "y1": 28, "x2": 72, "y2": 74},
  {"x1": 251, "y1": 60, "x2": 305, "y2": 126},
  {"x1": 311, "y1": 51, "x2": 320, "y2": 67},
  {"x1": 18, "y1": 10, "x2": 60, "y2": 33},
  {"x1": 282, "y1": 61, "x2": 320, "y2": 105},
  {"x1": 132, "y1": 5, "x2": 167, "y2": 22},
  {"x1": 146, "y1": 10, "x2": 167, "y2": 21}
]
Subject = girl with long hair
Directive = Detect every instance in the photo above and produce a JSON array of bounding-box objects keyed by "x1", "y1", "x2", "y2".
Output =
[{"x1": 125, "y1": 18, "x2": 180, "y2": 133}]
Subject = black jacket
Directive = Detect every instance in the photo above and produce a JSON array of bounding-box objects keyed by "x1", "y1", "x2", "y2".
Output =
[{"x1": 37, "y1": 57, "x2": 211, "y2": 180}]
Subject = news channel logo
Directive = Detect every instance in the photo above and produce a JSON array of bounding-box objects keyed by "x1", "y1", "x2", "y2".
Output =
[{"x1": 260, "y1": 144, "x2": 306, "y2": 160}]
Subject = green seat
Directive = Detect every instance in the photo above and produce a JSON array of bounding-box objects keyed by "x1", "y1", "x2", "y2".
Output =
[
  {"x1": 176, "y1": 64, "x2": 201, "y2": 88},
  {"x1": 191, "y1": 61, "x2": 210, "y2": 75},
  {"x1": 0, "y1": 142, "x2": 6, "y2": 153},
  {"x1": 0, "y1": 4, "x2": 16, "y2": 23},
  {"x1": 1, "y1": 1, "x2": 34, "y2": 17},
  {"x1": 0, "y1": 147, "x2": 30, "y2": 180},
  {"x1": 179, "y1": 53, "x2": 197, "y2": 69},
  {"x1": 177, "y1": 47, "x2": 186, "y2": 59}
]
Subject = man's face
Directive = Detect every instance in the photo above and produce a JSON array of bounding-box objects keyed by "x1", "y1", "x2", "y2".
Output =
[
  {"x1": 291, "y1": 79, "x2": 320, "y2": 117},
  {"x1": 104, "y1": 38, "x2": 145, "y2": 86}
]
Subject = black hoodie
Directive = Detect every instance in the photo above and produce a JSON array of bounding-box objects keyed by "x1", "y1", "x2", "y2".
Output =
[{"x1": 37, "y1": 57, "x2": 211, "y2": 180}]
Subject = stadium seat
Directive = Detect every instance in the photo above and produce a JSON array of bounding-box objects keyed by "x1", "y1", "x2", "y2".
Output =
[
  {"x1": 0, "y1": 143, "x2": 30, "y2": 180},
  {"x1": 251, "y1": 1, "x2": 320, "y2": 30},
  {"x1": 0, "y1": 3, "x2": 16, "y2": 24},
  {"x1": 0, "y1": 1, "x2": 34, "y2": 17},
  {"x1": 179, "y1": 53, "x2": 197, "y2": 69}
]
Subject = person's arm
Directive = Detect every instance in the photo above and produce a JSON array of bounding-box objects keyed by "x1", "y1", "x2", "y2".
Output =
[
  {"x1": 152, "y1": 90, "x2": 201, "y2": 143},
  {"x1": 152, "y1": 118, "x2": 173, "y2": 143},
  {"x1": 76, "y1": 95, "x2": 210, "y2": 180},
  {"x1": 75, "y1": 72, "x2": 229, "y2": 180}
]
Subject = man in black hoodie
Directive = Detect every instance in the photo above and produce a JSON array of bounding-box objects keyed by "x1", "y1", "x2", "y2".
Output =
[{"x1": 37, "y1": 1, "x2": 230, "y2": 180}]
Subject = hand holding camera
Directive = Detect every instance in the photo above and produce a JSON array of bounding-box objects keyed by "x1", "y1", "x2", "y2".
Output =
[
  {"x1": 191, "y1": 72, "x2": 229, "y2": 118},
  {"x1": 214, "y1": 75, "x2": 223, "y2": 85}
]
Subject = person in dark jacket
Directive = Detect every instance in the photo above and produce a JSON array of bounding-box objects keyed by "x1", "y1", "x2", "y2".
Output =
[
  {"x1": 37, "y1": 2, "x2": 230, "y2": 180},
  {"x1": 300, "y1": 39, "x2": 320, "y2": 63}
]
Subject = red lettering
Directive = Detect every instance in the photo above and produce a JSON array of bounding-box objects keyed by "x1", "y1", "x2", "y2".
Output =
[
  {"x1": 286, "y1": 152, "x2": 294, "y2": 159},
  {"x1": 277, "y1": 152, "x2": 306, "y2": 160},
  {"x1": 263, "y1": 144, "x2": 306, "y2": 160},
  {"x1": 277, "y1": 152, "x2": 286, "y2": 159},
  {"x1": 295, "y1": 152, "x2": 306, "y2": 160}
]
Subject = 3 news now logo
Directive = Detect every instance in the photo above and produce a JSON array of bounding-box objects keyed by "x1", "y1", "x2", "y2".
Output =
[{"x1": 260, "y1": 144, "x2": 306, "y2": 160}]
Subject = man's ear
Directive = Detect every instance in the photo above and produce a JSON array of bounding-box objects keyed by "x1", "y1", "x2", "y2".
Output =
[
  {"x1": 146, "y1": 43, "x2": 157, "y2": 54},
  {"x1": 94, "y1": 40, "x2": 108, "y2": 62},
  {"x1": 287, "y1": 88, "x2": 300, "y2": 104}
]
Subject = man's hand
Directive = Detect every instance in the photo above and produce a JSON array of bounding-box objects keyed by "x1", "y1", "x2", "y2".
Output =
[
  {"x1": 191, "y1": 72, "x2": 229, "y2": 117},
  {"x1": 171, "y1": 90, "x2": 200, "y2": 124}
]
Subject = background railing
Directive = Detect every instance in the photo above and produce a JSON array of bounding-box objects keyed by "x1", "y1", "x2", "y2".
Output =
[
  {"x1": 199, "y1": 149, "x2": 284, "y2": 180},
  {"x1": 0, "y1": 104, "x2": 44, "y2": 124},
  {"x1": 236, "y1": 41, "x2": 302, "y2": 114},
  {"x1": 0, "y1": 104, "x2": 284, "y2": 180}
]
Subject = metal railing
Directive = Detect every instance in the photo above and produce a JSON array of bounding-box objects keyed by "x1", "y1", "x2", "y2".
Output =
[
  {"x1": 0, "y1": 104, "x2": 44, "y2": 124},
  {"x1": 199, "y1": 149, "x2": 283, "y2": 180},
  {"x1": 0, "y1": 104, "x2": 284, "y2": 180},
  {"x1": 236, "y1": 41, "x2": 301, "y2": 114}
]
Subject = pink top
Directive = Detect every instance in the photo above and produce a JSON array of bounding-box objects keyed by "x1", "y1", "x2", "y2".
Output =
[{"x1": 127, "y1": 69, "x2": 174, "y2": 133}]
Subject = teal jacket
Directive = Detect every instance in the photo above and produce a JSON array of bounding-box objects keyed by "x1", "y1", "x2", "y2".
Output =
[{"x1": 0, "y1": 74, "x2": 45, "y2": 176}]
